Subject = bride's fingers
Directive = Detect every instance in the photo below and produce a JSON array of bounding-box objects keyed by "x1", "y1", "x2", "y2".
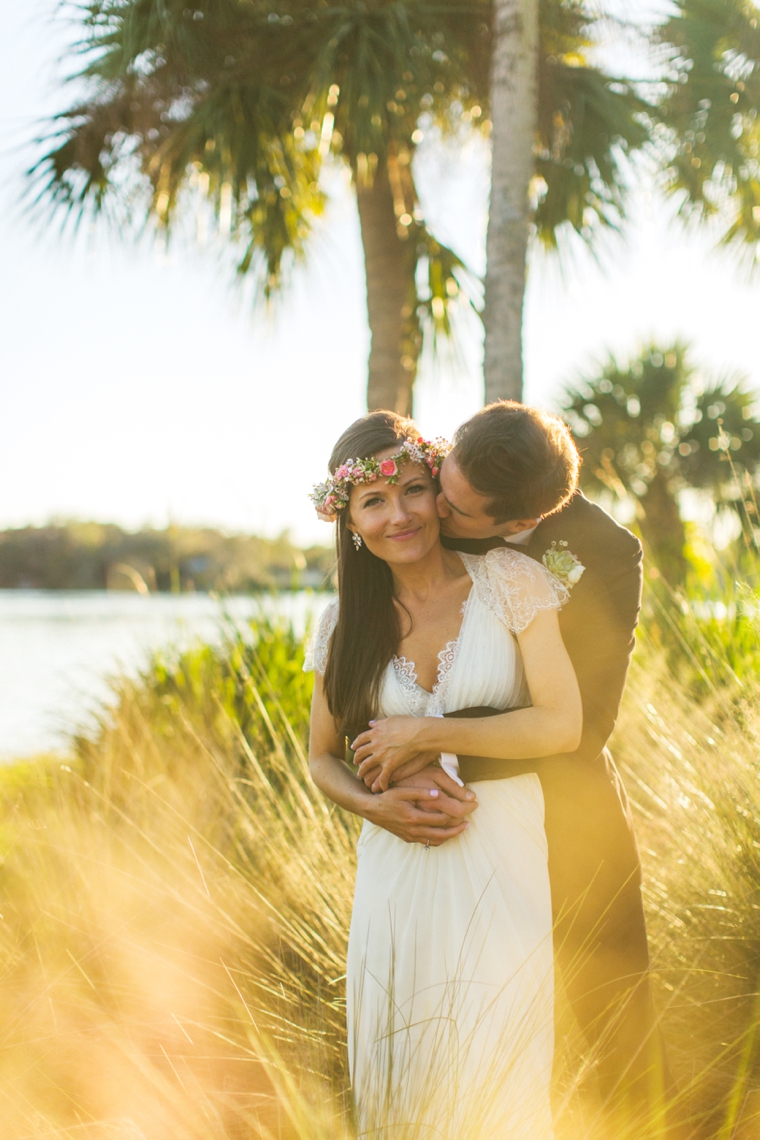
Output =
[
  {"x1": 356, "y1": 754, "x2": 379, "y2": 777},
  {"x1": 419, "y1": 794, "x2": 476, "y2": 818},
  {"x1": 350, "y1": 730, "x2": 373, "y2": 751},
  {"x1": 415, "y1": 823, "x2": 469, "y2": 846},
  {"x1": 409, "y1": 806, "x2": 469, "y2": 829}
]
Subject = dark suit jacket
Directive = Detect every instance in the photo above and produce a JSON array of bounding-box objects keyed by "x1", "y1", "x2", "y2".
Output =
[{"x1": 442, "y1": 492, "x2": 643, "y2": 781}]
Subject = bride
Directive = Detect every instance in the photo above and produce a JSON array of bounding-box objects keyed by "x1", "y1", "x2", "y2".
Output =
[{"x1": 307, "y1": 411, "x2": 581, "y2": 1138}]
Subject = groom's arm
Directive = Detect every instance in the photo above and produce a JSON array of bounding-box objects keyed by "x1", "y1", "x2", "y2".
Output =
[{"x1": 458, "y1": 529, "x2": 643, "y2": 781}]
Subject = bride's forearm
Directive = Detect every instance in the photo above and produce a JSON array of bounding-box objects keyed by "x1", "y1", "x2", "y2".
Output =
[
  {"x1": 310, "y1": 752, "x2": 380, "y2": 819},
  {"x1": 416, "y1": 707, "x2": 582, "y2": 760}
]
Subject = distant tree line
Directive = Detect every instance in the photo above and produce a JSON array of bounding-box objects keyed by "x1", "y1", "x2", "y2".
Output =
[{"x1": 0, "y1": 523, "x2": 332, "y2": 592}]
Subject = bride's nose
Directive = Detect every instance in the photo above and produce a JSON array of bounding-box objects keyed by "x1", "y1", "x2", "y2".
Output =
[{"x1": 388, "y1": 492, "x2": 412, "y2": 525}]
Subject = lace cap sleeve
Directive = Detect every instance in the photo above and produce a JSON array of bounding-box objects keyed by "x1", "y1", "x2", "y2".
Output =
[
  {"x1": 468, "y1": 548, "x2": 569, "y2": 635},
  {"x1": 303, "y1": 596, "x2": 339, "y2": 674}
]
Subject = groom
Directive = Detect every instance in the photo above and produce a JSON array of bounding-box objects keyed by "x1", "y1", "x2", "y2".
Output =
[{"x1": 436, "y1": 400, "x2": 664, "y2": 1120}]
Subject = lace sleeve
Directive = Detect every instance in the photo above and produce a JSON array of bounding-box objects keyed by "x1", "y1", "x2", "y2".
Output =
[
  {"x1": 471, "y1": 548, "x2": 569, "y2": 635},
  {"x1": 303, "y1": 596, "x2": 339, "y2": 674}
]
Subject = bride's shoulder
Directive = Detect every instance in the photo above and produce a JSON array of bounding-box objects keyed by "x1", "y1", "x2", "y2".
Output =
[
  {"x1": 304, "y1": 596, "x2": 339, "y2": 674},
  {"x1": 461, "y1": 548, "x2": 569, "y2": 634}
]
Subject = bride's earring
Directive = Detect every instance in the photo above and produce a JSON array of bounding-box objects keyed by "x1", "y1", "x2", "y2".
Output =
[{"x1": 352, "y1": 531, "x2": 363, "y2": 550}]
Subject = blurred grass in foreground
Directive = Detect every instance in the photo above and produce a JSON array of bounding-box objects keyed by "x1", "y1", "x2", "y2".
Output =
[{"x1": 2, "y1": 564, "x2": 760, "y2": 1137}]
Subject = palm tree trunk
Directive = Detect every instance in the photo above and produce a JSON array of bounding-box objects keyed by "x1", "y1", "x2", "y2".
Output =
[
  {"x1": 639, "y1": 472, "x2": 688, "y2": 585},
  {"x1": 355, "y1": 160, "x2": 417, "y2": 414},
  {"x1": 483, "y1": 0, "x2": 539, "y2": 404}
]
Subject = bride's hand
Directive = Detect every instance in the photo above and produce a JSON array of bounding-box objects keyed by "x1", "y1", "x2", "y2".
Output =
[
  {"x1": 364, "y1": 786, "x2": 471, "y2": 847},
  {"x1": 351, "y1": 716, "x2": 429, "y2": 790},
  {"x1": 394, "y1": 768, "x2": 478, "y2": 820}
]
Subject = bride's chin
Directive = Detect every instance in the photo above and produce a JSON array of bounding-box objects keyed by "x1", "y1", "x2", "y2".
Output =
[{"x1": 377, "y1": 537, "x2": 439, "y2": 565}]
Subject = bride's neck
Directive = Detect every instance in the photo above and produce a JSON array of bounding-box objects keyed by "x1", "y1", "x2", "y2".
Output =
[{"x1": 390, "y1": 544, "x2": 457, "y2": 602}]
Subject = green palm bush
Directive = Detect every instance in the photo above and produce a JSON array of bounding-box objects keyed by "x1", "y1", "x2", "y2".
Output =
[{"x1": 563, "y1": 344, "x2": 760, "y2": 583}]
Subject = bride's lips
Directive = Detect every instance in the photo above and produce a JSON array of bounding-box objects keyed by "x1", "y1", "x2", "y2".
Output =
[{"x1": 387, "y1": 527, "x2": 420, "y2": 541}]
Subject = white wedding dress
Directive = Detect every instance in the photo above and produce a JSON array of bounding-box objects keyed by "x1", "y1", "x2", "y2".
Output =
[{"x1": 308, "y1": 549, "x2": 568, "y2": 1139}]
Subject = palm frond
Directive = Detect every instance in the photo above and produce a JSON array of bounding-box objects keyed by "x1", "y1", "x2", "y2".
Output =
[
  {"x1": 657, "y1": 0, "x2": 760, "y2": 257},
  {"x1": 563, "y1": 342, "x2": 760, "y2": 511},
  {"x1": 533, "y1": 0, "x2": 653, "y2": 247},
  {"x1": 29, "y1": 0, "x2": 325, "y2": 292}
]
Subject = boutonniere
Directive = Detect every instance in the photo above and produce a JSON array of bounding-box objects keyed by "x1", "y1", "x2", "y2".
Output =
[{"x1": 543, "y1": 541, "x2": 585, "y2": 588}]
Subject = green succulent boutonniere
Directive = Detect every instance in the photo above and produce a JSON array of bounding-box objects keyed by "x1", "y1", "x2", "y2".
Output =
[{"x1": 543, "y1": 541, "x2": 585, "y2": 588}]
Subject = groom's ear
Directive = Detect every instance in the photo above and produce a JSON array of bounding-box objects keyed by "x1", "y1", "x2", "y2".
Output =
[{"x1": 506, "y1": 517, "x2": 541, "y2": 535}]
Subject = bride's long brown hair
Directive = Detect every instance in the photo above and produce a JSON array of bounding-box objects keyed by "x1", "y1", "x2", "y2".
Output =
[{"x1": 322, "y1": 411, "x2": 422, "y2": 737}]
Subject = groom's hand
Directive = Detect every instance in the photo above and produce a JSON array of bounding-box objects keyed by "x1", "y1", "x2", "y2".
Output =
[
  {"x1": 351, "y1": 715, "x2": 427, "y2": 789},
  {"x1": 358, "y1": 750, "x2": 438, "y2": 791}
]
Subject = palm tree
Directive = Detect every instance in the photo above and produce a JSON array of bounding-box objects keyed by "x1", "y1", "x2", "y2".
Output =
[
  {"x1": 32, "y1": 0, "x2": 666, "y2": 412},
  {"x1": 657, "y1": 0, "x2": 760, "y2": 259},
  {"x1": 484, "y1": 0, "x2": 760, "y2": 403},
  {"x1": 562, "y1": 344, "x2": 760, "y2": 583},
  {"x1": 30, "y1": 0, "x2": 485, "y2": 414},
  {"x1": 484, "y1": 1, "x2": 655, "y2": 401}
]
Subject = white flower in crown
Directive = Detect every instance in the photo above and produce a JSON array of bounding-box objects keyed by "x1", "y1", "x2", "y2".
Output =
[
  {"x1": 542, "y1": 541, "x2": 585, "y2": 588},
  {"x1": 309, "y1": 436, "x2": 451, "y2": 521}
]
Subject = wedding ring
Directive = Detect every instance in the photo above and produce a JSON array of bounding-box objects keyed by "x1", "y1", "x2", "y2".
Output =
[{"x1": 423, "y1": 840, "x2": 431, "y2": 851}]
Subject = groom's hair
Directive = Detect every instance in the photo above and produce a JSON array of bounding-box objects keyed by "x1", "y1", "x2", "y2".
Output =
[{"x1": 453, "y1": 401, "x2": 580, "y2": 523}]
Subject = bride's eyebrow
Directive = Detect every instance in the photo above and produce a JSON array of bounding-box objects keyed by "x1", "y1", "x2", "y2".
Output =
[{"x1": 357, "y1": 486, "x2": 385, "y2": 503}]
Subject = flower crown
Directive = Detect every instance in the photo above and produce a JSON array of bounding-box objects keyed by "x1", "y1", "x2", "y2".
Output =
[{"x1": 310, "y1": 436, "x2": 452, "y2": 521}]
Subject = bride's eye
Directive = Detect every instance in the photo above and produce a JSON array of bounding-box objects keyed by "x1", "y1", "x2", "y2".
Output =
[
  {"x1": 362, "y1": 495, "x2": 384, "y2": 508},
  {"x1": 405, "y1": 483, "x2": 426, "y2": 495}
]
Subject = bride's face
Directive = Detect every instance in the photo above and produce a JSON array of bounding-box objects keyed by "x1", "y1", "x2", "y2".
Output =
[{"x1": 347, "y1": 451, "x2": 440, "y2": 565}]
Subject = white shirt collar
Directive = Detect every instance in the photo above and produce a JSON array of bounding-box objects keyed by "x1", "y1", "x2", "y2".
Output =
[{"x1": 504, "y1": 524, "x2": 538, "y2": 546}]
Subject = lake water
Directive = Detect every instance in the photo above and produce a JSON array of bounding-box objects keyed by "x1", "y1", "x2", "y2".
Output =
[{"x1": 0, "y1": 591, "x2": 333, "y2": 760}]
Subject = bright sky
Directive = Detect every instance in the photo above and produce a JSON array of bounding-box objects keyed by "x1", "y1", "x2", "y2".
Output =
[{"x1": 1, "y1": 0, "x2": 758, "y2": 546}]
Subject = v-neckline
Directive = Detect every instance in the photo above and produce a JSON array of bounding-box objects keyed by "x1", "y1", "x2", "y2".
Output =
[{"x1": 392, "y1": 555, "x2": 474, "y2": 696}]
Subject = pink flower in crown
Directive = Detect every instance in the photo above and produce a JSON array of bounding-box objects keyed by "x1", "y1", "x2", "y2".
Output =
[
  {"x1": 335, "y1": 465, "x2": 351, "y2": 481},
  {"x1": 380, "y1": 459, "x2": 398, "y2": 477},
  {"x1": 431, "y1": 467, "x2": 439, "y2": 477}
]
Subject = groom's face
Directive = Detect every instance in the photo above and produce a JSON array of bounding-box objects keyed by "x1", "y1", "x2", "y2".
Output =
[
  {"x1": 437, "y1": 455, "x2": 538, "y2": 539},
  {"x1": 437, "y1": 455, "x2": 501, "y2": 538}
]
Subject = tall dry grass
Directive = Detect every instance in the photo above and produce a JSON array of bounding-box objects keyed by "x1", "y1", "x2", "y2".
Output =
[
  {"x1": 0, "y1": 619, "x2": 357, "y2": 1138},
  {"x1": 1, "y1": 570, "x2": 760, "y2": 1138}
]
